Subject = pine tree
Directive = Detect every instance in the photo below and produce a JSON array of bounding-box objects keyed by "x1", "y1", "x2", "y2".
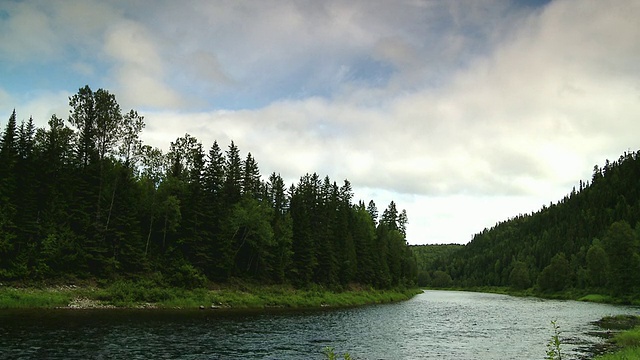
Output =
[
  {"x1": 242, "y1": 152, "x2": 262, "y2": 199},
  {"x1": 352, "y1": 203, "x2": 377, "y2": 285},
  {"x1": 15, "y1": 118, "x2": 39, "y2": 275},
  {"x1": 603, "y1": 221, "x2": 638, "y2": 296},
  {"x1": 366, "y1": 200, "x2": 378, "y2": 225},
  {"x1": 381, "y1": 201, "x2": 399, "y2": 231},
  {"x1": 223, "y1": 141, "x2": 243, "y2": 206},
  {"x1": 337, "y1": 180, "x2": 357, "y2": 285},
  {"x1": 289, "y1": 174, "x2": 319, "y2": 286},
  {"x1": 68, "y1": 86, "x2": 126, "y2": 276},
  {"x1": 398, "y1": 209, "x2": 408, "y2": 237},
  {"x1": 32, "y1": 115, "x2": 79, "y2": 277},
  {"x1": 0, "y1": 110, "x2": 19, "y2": 278},
  {"x1": 0, "y1": 89, "x2": 421, "y2": 288},
  {"x1": 266, "y1": 172, "x2": 293, "y2": 283},
  {"x1": 202, "y1": 141, "x2": 231, "y2": 279},
  {"x1": 314, "y1": 176, "x2": 338, "y2": 286}
]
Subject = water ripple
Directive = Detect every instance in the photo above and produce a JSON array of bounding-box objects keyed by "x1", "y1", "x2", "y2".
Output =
[{"x1": 0, "y1": 292, "x2": 638, "y2": 359}]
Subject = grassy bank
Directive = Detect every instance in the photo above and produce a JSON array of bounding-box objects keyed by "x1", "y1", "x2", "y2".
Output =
[
  {"x1": 594, "y1": 315, "x2": 640, "y2": 360},
  {"x1": 0, "y1": 281, "x2": 422, "y2": 310},
  {"x1": 428, "y1": 286, "x2": 640, "y2": 305}
]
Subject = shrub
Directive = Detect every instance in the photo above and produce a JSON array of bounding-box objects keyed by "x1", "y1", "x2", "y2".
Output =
[
  {"x1": 431, "y1": 271, "x2": 452, "y2": 288},
  {"x1": 166, "y1": 263, "x2": 207, "y2": 289}
]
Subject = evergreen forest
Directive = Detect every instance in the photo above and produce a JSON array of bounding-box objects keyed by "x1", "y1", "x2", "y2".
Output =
[
  {"x1": 415, "y1": 149, "x2": 640, "y2": 298},
  {"x1": 0, "y1": 85, "x2": 417, "y2": 289}
]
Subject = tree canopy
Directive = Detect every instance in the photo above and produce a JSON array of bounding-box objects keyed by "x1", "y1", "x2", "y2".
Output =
[
  {"x1": 413, "y1": 149, "x2": 640, "y2": 298},
  {"x1": 0, "y1": 86, "x2": 417, "y2": 289}
]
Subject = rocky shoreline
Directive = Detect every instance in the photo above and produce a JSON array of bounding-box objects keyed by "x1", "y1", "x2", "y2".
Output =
[{"x1": 63, "y1": 297, "x2": 116, "y2": 309}]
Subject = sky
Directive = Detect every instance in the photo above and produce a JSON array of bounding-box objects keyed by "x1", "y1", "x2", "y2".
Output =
[{"x1": 1, "y1": 0, "x2": 639, "y2": 245}]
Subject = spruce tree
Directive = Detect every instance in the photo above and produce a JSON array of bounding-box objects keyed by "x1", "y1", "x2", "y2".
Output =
[{"x1": 223, "y1": 141, "x2": 243, "y2": 206}]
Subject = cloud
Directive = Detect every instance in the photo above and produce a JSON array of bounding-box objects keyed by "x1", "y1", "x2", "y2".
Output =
[
  {"x1": 0, "y1": 87, "x2": 12, "y2": 105},
  {"x1": 126, "y1": 1, "x2": 519, "y2": 108},
  {"x1": 103, "y1": 20, "x2": 186, "y2": 110},
  {"x1": 3, "y1": 0, "x2": 639, "y2": 243},
  {"x1": 0, "y1": 1, "x2": 60, "y2": 62},
  {"x1": 0, "y1": 0, "x2": 118, "y2": 63},
  {"x1": 136, "y1": 0, "x2": 640, "y2": 203},
  {"x1": 0, "y1": 0, "x2": 186, "y2": 111},
  {"x1": 0, "y1": 89, "x2": 70, "y2": 130}
]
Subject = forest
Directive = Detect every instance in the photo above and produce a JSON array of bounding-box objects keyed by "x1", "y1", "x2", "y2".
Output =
[
  {"x1": 0, "y1": 85, "x2": 417, "y2": 289},
  {"x1": 415, "y1": 148, "x2": 640, "y2": 298}
]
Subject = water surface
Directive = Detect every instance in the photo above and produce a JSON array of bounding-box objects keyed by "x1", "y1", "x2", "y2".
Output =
[{"x1": 0, "y1": 290, "x2": 637, "y2": 359}]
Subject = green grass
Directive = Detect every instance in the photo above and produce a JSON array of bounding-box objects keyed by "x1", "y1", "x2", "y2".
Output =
[
  {"x1": 0, "y1": 288, "x2": 72, "y2": 309},
  {"x1": 594, "y1": 316, "x2": 640, "y2": 360},
  {"x1": 0, "y1": 282, "x2": 422, "y2": 310},
  {"x1": 578, "y1": 294, "x2": 614, "y2": 303},
  {"x1": 611, "y1": 327, "x2": 640, "y2": 348},
  {"x1": 443, "y1": 286, "x2": 639, "y2": 306},
  {"x1": 595, "y1": 315, "x2": 640, "y2": 330},
  {"x1": 595, "y1": 346, "x2": 640, "y2": 360}
]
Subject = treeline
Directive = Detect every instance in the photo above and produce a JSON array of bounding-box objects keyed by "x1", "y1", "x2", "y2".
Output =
[
  {"x1": 0, "y1": 85, "x2": 417, "y2": 288},
  {"x1": 410, "y1": 244, "x2": 462, "y2": 287},
  {"x1": 417, "y1": 149, "x2": 640, "y2": 297}
]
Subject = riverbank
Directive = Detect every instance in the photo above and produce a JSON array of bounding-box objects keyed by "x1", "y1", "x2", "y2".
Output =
[
  {"x1": 593, "y1": 315, "x2": 640, "y2": 359},
  {"x1": 0, "y1": 281, "x2": 422, "y2": 310},
  {"x1": 427, "y1": 286, "x2": 640, "y2": 306}
]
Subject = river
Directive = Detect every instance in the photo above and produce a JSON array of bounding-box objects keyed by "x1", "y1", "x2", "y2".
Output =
[{"x1": 0, "y1": 290, "x2": 638, "y2": 359}]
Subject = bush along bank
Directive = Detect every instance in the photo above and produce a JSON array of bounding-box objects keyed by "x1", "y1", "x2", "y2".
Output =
[{"x1": 0, "y1": 281, "x2": 422, "y2": 310}]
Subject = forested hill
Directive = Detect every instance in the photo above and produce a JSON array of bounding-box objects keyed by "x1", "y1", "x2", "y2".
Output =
[
  {"x1": 0, "y1": 85, "x2": 417, "y2": 288},
  {"x1": 417, "y1": 149, "x2": 640, "y2": 296}
]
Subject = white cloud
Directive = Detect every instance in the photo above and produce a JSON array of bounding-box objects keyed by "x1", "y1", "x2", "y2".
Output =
[
  {"x1": 0, "y1": 1, "x2": 59, "y2": 62},
  {"x1": 134, "y1": 0, "x2": 640, "y2": 245},
  {"x1": 0, "y1": 0, "x2": 185, "y2": 110},
  {"x1": 3, "y1": 0, "x2": 640, "y2": 244},
  {"x1": 0, "y1": 89, "x2": 70, "y2": 129},
  {"x1": 0, "y1": 88, "x2": 16, "y2": 124},
  {"x1": 23, "y1": 91, "x2": 71, "y2": 126},
  {"x1": 103, "y1": 20, "x2": 186, "y2": 110},
  {"x1": 0, "y1": 0, "x2": 118, "y2": 63}
]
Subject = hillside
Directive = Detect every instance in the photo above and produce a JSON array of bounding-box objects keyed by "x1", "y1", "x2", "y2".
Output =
[{"x1": 415, "y1": 150, "x2": 640, "y2": 297}]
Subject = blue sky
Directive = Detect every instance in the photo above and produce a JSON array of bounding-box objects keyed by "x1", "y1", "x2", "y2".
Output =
[{"x1": 1, "y1": 0, "x2": 639, "y2": 244}]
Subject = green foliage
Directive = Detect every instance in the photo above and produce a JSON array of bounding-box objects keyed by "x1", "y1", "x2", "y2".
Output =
[
  {"x1": 431, "y1": 270, "x2": 453, "y2": 288},
  {"x1": 594, "y1": 347, "x2": 640, "y2": 360},
  {"x1": 410, "y1": 244, "x2": 463, "y2": 287},
  {"x1": 578, "y1": 294, "x2": 613, "y2": 303},
  {"x1": 594, "y1": 317, "x2": 640, "y2": 360},
  {"x1": 611, "y1": 327, "x2": 640, "y2": 348},
  {"x1": 323, "y1": 347, "x2": 352, "y2": 360},
  {"x1": 545, "y1": 320, "x2": 563, "y2": 360},
  {"x1": 0, "y1": 283, "x2": 420, "y2": 309},
  {"x1": 223, "y1": 196, "x2": 275, "y2": 278},
  {"x1": 0, "y1": 86, "x2": 417, "y2": 291},
  {"x1": 0, "y1": 288, "x2": 71, "y2": 309},
  {"x1": 595, "y1": 315, "x2": 640, "y2": 330},
  {"x1": 98, "y1": 279, "x2": 175, "y2": 305},
  {"x1": 603, "y1": 221, "x2": 639, "y2": 296},
  {"x1": 538, "y1": 253, "x2": 571, "y2": 292},
  {"x1": 509, "y1": 260, "x2": 531, "y2": 290},
  {"x1": 415, "y1": 150, "x2": 640, "y2": 298},
  {"x1": 586, "y1": 240, "x2": 609, "y2": 288},
  {"x1": 165, "y1": 263, "x2": 207, "y2": 289}
]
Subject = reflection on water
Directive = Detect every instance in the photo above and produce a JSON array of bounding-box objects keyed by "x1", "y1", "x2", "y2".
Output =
[{"x1": 0, "y1": 290, "x2": 637, "y2": 359}]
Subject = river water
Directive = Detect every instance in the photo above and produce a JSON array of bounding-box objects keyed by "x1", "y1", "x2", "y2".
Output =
[{"x1": 0, "y1": 290, "x2": 638, "y2": 359}]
